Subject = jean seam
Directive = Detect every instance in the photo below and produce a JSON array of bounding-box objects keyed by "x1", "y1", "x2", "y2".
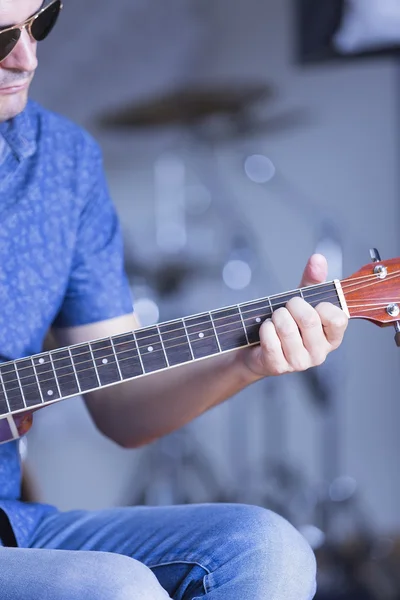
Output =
[
  {"x1": 149, "y1": 559, "x2": 215, "y2": 597},
  {"x1": 148, "y1": 559, "x2": 211, "y2": 575}
]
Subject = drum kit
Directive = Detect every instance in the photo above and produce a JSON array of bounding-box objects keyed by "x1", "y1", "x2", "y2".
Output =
[{"x1": 96, "y1": 81, "x2": 400, "y2": 599}]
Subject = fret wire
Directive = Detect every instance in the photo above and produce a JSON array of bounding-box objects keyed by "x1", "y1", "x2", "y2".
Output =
[
  {"x1": 1, "y1": 283, "x2": 341, "y2": 381},
  {"x1": 237, "y1": 305, "x2": 250, "y2": 345},
  {"x1": 4, "y1": 323, "x2": 256, "y2": 404},
  {"x1": 68, "y1": 347, "x2": 82, "y2": 394},
  {"x1": 14, "y1": 364, "x2": 27, "y2": 408},
  {"x1": 132, "y1": 331, "x2": 146, "y2": 373},
  {"x1": 299, "y1": 288, "x2": 304, "y2": 299},
  {"x1": 30, "y1": 357, "x2": 44, "y2": 404},
  {"x1": 0, "y1": 283, "x2": 343, "y2": 404},
  {"x1": 209, "y1": 312, "x2": 222, "y2": 353},
  {"x1": 110, "y1": 337, "x2": 123, "y2": 381},
  {"x1": 7, "y1": 317, "x2": 252, "y2": 397},
  {"x1": 156, "y1": 324, "x2": 170, "y2": 367},
  {"x1": 1, "y1": 283, "x2": 341, "y2": 387},
  {"x1": 182, "y1": 319, "x2": 195, "y2": 360},
  {"x1": 4, "y1": 326, "x2": 259, "y2": 410},
  {"x1": 88, "y1": 343, "x2": 101, "y2": 387},
  {"x1": 48, "y1": 352, "x2": 62, "y2": 399},
  {"x1": 268, "y1": 297, "x2": 274, "y2": 314},
  {"x1": 0, "y1": 282, "x2": 345, "y2": 403},
  {"x1": 0, "y1": 369, "x2": 10, "y2": 413}
]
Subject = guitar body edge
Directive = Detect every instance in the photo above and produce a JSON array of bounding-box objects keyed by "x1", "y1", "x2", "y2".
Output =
[{"x1": 0, "y1": 411, "x2": 33, "y2": 444}]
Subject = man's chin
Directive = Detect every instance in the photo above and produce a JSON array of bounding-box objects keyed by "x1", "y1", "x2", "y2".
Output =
[{"x1": 0, "y1": 90, "x2": 29, "y2": 123}]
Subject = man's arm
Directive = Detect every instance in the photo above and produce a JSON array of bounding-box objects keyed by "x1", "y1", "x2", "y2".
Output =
[
  {"x1": 54, "y1": 311, "x2": 257, "y2": 448},
  {"x1": 52, "y1": 254, "x2": 348, "y2": 449}
]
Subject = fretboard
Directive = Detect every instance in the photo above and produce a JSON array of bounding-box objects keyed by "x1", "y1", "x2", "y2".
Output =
[{"x1": 0, "y1": 281, "x2": 342, "y2": 418}]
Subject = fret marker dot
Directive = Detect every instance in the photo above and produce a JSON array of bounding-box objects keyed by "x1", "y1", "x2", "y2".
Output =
[
  {"x1": 38, "y1": 358, "x2": 45, "y2": 364},
  {"x1": 102, "y1": 358, "x2": 108, "y2": 365},
  {"x1": 47, "y1": 390, "x2": 54, "y2": 396},
  {"x1": 148, "y1": 346, "x2": 154, "y2": 352},
  {"x1": 199, "y1": 332, "x2": 204, "y2": 338},
  {"x1": 256, "y1": 318, "x2": 261, "y2": 323}
]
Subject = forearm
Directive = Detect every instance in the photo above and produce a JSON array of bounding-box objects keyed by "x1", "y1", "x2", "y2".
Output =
[{"x1": 84, "y1": 348, "x2": 259, "y2": 448}]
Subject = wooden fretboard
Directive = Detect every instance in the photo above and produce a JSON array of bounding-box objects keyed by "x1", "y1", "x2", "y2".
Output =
[{"x1": 0, "y1": 281, "x2": 342, "y2": 418}]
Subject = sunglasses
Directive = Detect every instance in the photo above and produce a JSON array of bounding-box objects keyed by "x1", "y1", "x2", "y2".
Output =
[{"x1": 0, "y1": 0, "x2": 62, "y2": 64}]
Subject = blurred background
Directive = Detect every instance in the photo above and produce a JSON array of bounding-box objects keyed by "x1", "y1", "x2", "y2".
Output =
[{"x1": 21, "y1": 0, "x2": 400, "y2": 597}]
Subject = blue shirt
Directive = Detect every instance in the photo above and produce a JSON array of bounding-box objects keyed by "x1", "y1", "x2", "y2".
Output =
[{"x1": 0, "y1": 100, "x2": 133, "y2": 547}]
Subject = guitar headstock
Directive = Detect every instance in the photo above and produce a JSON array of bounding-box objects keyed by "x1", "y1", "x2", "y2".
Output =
[{"x1": 342, "y1": 250, "x2": 400, "y2": 332}]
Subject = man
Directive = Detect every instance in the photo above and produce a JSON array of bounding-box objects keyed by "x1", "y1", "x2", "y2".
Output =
[{"x1": 0, "y1": 1, "x2": 348, "y2": 598}]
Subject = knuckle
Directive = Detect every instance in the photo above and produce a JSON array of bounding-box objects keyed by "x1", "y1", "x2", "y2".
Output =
[
  {"x1": 286, "y1": 296, "x2": 305, "y2": 309},
  {"x1": 279, "y1": 324, "x2": 298, "y2": 340},
  {"x1": 332, "y1": 313, "x2": 348, "y2": 330},
  {"x1": 329, "y1": 337, "x2": 342, "y2": 350},
  {"x1": 299, "y1": 312, "x2": 320, "y2": 330},
  {"x1": 273, "y1": 306, "x2": 288, "y2": 320},
  {"x1": 273, "y1": 309, "x2": 297, "y2": 339},
  {"x1": 260, "y1": 355, "x2": 286, "y2": 377},
  {"x1": 310, "y1": 351, "x2": 327, "y2": 366},
  {"x1": 321, "y1": 305, "x2": 348, "y2": 328},
  {"x1": 269, "y1": 363, "x2": 285, "y2": 376},
  {"x1": 327, "y1": 320, "x2": 347, "y2": 343},
  {"x1": 259, "y1": 336, "x2": 270, "y2": 354},
  {"x1": 258, "y1": 341, "x2": 290, "y2": 377},
  {"x1": 290, "y1": 356, "x2": 311, "y2": 372}
]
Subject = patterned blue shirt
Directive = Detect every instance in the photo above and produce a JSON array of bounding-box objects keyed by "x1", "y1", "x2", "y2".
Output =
[{"x1": 0, "y1": 100, "x2": 133, "y2": 547}]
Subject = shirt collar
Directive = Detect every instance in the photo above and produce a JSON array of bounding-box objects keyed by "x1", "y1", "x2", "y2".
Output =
[{"x1": 0, "y1": 100, "x2": 36, "y2": 162}]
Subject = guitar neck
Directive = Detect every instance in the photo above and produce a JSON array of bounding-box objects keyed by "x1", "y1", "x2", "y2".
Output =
[{"x1": 0, "y1": 280, "x2": 344, "y2": 419}]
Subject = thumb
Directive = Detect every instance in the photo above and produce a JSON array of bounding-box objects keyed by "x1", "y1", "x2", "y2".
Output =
[{"x1": 299, "y1": 254, "x2": 328, "y2": 288}]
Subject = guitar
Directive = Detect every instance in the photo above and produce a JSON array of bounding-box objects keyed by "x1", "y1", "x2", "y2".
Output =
[{"x1": 0, "y1": 249, "x2": 399, "y2": 445}]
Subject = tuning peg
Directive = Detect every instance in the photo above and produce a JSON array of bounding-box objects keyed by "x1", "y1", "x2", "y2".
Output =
[
  {"x1": 370, "y1": 248, "x2": 382, "y2": 262},
  {"x1": 394, "y1": 322, "x2": 400, "y2": 347}
]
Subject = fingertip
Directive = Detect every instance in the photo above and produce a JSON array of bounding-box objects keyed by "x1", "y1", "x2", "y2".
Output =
[
  {"x1": 310, "y1": 253, "x2": 328, "y2": 272},
  {"x1": 302, "y1": 253, "x2": 328, "y2": 285}
]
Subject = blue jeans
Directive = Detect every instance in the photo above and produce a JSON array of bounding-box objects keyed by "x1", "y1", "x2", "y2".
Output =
[{"x1": 0, "y1": 503, "x2": 316, "y2": 599}]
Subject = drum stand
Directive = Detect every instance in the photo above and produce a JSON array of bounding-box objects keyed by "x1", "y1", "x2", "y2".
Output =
[
  {"x1": 99, "y1": 74, "x2": 372, "y2": 574},
  {"x1": 110, "y1": 81, "x2": 302, "y2": 507}
]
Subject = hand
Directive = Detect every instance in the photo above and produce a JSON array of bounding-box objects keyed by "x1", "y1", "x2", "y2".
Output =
[{"x1": 242, "y1": 254, "x2": 348, "y2": 380}]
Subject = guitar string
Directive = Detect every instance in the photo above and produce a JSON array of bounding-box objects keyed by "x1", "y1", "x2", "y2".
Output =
[
  {"x1": 0, "y1": 270, "x2": 399, "y2": 401},
  {"x1": 11, "y1": 267, "x2": 400, "y2": 373},
  {"x1": 1, "y1": 271, "x2": 400, "y2": 396},
  {"x1": 33, "y1": 267, "x2": 400, "y2": 368},
  {"x1": 12, "y1": 266, "x2": 395, "y2": 385},
  {"x1": 342, "y1": 303, "x2": 399, "y2": 311},
  {"x1": 5, "y1": 266, "x2": 400, "y2": 380},
  {"x1": 0, "y1": 284, "x2": 345, "y2": 373},
  {"x1": 0, "y1": 284, "x2": 348, "y2": 385},
  {"x1": 1, "y1": 296, "x2": 398, "y2": 407},
  {"x1": 1, "y1": 266, "x2": 398, "y2": 399},
  {"x1": 341, "y1": 273, "x2": 400, "y2": 295},
  {"x1": 0, "y1": 302, "x2": 395, "y2": 411}
]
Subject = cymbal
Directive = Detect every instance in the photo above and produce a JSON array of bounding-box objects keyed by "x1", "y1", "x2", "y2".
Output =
[
  {"x1": 124, "y1": 255, "x2": 221, "y2": 297},
  {"x1": 97, "y1": 82, "x2": 274, "y2": 129}
]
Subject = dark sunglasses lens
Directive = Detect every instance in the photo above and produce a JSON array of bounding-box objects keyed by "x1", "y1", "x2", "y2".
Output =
[
  {"x1": 0, "y1": 28, "x2": 21, "y2": 62},
  {"x1": 30, "y1": 0, "x2": 61, "y2": 42}
]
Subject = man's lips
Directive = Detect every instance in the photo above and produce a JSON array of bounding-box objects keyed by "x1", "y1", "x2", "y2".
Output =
[{"x1": 0, "y1": 81, "x2": 29, "y2": 94}]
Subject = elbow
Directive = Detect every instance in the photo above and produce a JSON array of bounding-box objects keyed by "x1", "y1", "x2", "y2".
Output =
[
  {"x1": 103, "y1": 427, "x2": 159, "y2": 450},
  {"x1": 113, "y1": 436, "x2": 142, "y2": 450},
  {"x1": 86, "y1": 399, "x2": 165, "y2": 449}
]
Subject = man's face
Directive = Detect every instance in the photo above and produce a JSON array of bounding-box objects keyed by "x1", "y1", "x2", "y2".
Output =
[{"x1": 0, "y1": 0, "x2": 42, "y2": 122}]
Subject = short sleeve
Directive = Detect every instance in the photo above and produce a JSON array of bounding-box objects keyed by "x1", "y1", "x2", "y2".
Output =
[{"x1": 53, "y1": 143, "x2": 133, "y2": 328}]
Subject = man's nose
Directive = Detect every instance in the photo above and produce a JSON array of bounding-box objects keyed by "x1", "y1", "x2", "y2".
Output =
[{"x1": 1, "y1": 28, "x2": 38, "y2": 73}]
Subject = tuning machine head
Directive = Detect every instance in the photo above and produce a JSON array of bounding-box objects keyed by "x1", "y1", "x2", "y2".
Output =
[
  {"x1": 368, "y1": 249, "x2": 400, "y2": 345},
  {"x1": 370, "y1": 248, "x2": 381, "y2": 263},
  {"x1": 394, "y1": 322, "x2": 400, "y2": 347}
]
